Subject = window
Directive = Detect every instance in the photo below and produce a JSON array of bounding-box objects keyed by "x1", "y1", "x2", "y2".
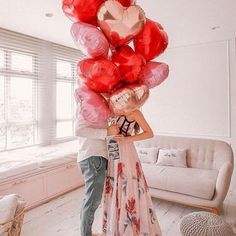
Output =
[
  {"x1": 0, "y1": 49, "x2": 38, "y2": 150},
  {"x1": 0, "y1": 28, "x2": 83, "y2": 150},
  {"x1": 11, "y1": 52, "x2": 33, "y2": 72},
  {"x1": 56, "y1": 59, "x2": 76, "y2": 139}
]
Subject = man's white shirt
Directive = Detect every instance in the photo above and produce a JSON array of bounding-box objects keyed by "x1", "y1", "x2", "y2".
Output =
[{"x1": 75, "y1": 113, "x2": 108, "y2": 162}]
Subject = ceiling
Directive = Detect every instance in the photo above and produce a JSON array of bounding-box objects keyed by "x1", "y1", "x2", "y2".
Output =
[{"x1": 0, "y1": 0, "x2": 235, "y2": 49}]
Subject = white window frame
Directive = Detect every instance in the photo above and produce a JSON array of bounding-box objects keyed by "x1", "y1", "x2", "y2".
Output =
[
  {"x1": 55, "y1": 58, "x2": 77, "y2": 141},
  {"x1": 0, "y1": 48, "x2": 38, "y2": 150},
  {"x1": 0, "y1": 28, "x2": 83, "y2": 151}
]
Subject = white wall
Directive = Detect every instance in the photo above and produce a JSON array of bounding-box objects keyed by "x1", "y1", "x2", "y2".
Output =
[{"x1": 143, "y1": 38, "x2": 236, "y2": 153}]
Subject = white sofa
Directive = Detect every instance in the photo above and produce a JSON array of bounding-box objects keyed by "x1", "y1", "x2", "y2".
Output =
[{"x1": 136, "y1": 135, "x2": 234, "y2": 215}]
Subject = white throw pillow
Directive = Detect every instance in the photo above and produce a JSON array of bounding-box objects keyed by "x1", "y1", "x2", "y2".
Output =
[
  {"x1": 136, "y1": 147, "x2": 159, "y2": 164},
  {"x1": 156, "y1": 149, "x2": 187, "y2": 167}
]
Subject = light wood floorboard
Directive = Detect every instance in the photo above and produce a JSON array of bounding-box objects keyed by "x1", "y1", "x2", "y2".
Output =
[{"x1": 22, "y1": 181, "x2": 236, "y2": 236}]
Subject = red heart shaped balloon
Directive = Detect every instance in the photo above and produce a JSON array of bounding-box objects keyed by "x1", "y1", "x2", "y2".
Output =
[
  {"x1": 134, "y1": 19, "x2": 168, "y2": 61},
  {"x1": 97, "y1": 0, "x2": 146, "y2": 47},
  {"x1": 117, "y1": 0, "x2": 136, "y2": 7},
  {"x1": 112, "y1": 45, "x2": 146, "y2": 84},
  {"x1": 78, "y1": 58, "x2": 120, "y2": 93},
  {"x1": 62, "y1": 0, "x2": 105, "y2": 25}
]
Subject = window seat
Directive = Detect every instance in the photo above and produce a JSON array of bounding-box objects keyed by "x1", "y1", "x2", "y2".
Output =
[{"x1": 0, "y1": 140, "x2": 84, "y2": 210}]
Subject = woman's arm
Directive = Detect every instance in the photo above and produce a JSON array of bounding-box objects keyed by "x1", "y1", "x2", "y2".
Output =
[{"x1": 115, "y1": 110, "x2": 154, "y2": 142}]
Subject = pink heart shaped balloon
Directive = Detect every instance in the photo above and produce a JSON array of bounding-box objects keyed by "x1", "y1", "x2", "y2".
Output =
[
  {"x1": 71, "y1": 22, "x2": 109, "y2": 58},
  {"x1": 139, "y1": 62, "x2": 169, "y2": 89},
  {"x1": 75, "y1": 85, "x2": 113, "y2": 124}
]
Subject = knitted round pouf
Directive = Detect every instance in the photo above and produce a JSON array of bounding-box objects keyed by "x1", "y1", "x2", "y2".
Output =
[{"x1": 180, "y1": 211, "x2": 234, "y2": 236}]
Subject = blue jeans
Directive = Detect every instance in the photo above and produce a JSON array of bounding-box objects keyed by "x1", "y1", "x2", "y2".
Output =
[{"x1": 79, "y1": 156, "x2": 107, "y2": 236}]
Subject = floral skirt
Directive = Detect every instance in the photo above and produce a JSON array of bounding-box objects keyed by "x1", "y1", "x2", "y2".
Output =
[{"x1": 102, "y1": 141, "x2": 162, "y2": 236}]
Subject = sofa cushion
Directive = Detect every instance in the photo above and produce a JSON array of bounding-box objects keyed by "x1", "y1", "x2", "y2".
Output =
[
  {"x1": 39, "y1": 154, "x2": 77, "y2": 168},
  {"x1": 136, "y1": 147, "x2": 159, "y2": 164},
  {"x1": 0, "y1": 159, "x2": 39, "y2": 181},
  {"x1": 141, "y1": 163, "x2": 218, "y2": 200},
  {"x1": 156, "y1": 148, "x2": 187, "y2": 167},
  {"x1": 38, "y1": 153, "x2": 77, "y2": 168},
  {"x1": 0, "y1": 140, "x2": 78, "y2": 181}
]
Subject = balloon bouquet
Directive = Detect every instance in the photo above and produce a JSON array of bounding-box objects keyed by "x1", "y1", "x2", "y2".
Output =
[{"x1": 62, "y1": 0, "x2": 169, "y2": 124}]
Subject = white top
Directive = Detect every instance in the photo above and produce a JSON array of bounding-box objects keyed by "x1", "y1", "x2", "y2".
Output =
[{"x1": 75, "y1": 113, "x2": 108, "y2": 162}]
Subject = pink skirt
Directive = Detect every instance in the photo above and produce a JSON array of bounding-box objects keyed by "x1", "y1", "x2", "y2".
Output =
[{"x1": 102, "y1": 141, "x2": 162, "y2": 236}]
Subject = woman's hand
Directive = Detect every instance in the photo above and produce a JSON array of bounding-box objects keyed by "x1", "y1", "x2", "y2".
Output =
[
  {"x1": 114, "y1": 134, "x2": 125, "y2": 142},
  {"x1": 114, "y1": 134, "x2": 131, "y2": 142},
  {"x1": 107, "y1": 125, "x2": 119, "y2": 135}
]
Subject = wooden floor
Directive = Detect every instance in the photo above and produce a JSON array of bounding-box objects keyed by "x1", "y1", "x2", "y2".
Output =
[{"x1": 22, "y1": 178, "x2": 236, "y2": 236}]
